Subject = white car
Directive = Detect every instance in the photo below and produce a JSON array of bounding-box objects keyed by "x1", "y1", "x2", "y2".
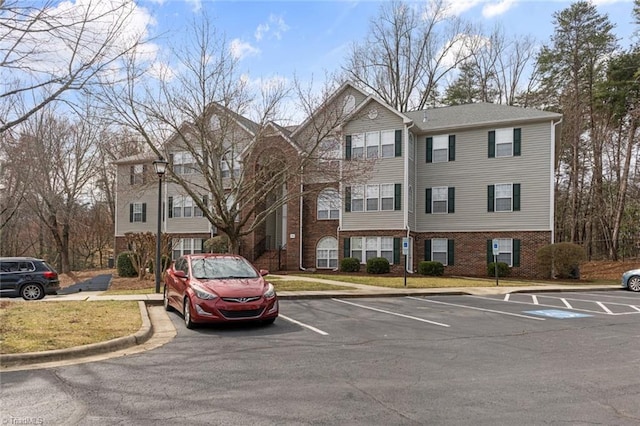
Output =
[{"x1": 621, "y1": 269, "x2": 640, "y2": 292}]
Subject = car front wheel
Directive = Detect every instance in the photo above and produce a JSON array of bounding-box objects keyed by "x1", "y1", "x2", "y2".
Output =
[
  {"x1": 20, "y1": 283, "x2": 44, "y2": 300},
  {"x1": 183, "y1": 297, "x2": 195, "y2": 329},
  {"x1": 628, "y1": 275, "x2": 640, "y2": 292}
]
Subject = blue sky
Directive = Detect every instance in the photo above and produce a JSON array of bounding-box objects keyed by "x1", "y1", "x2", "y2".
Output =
[{"x1": 137, "y1": 0, "x2": 638, "y2": 83}]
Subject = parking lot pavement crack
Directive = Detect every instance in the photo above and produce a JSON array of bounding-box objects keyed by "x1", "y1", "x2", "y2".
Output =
[
  {"x1": 50, "y1": 370, "x2": 90, "y2": 425},
  {"x1": 346, "y1": 381, "x2": 423, "y2": 425},
  {"x1": 597, "y1": 400, "x2": 640, "y2": 424}
]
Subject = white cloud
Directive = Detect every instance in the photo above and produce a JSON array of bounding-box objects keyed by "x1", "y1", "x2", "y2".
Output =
[
  {"x1": 184, "y1": 0, "x2": 202, "y2": 12},
  {"x1": 482, "y1": 0, "x2": 517, "y2": 18},
  {"x1": 254, "y1": 14, "x2": 290, "y2": 42},
  {"x1": 442, "y1": 0, "x2": 483, "y2": 17},
  {"x1": 0, "y1": 0, "x2": 158, "y2": 79},
  {"x1": 229, "y1": 39, "x2": 261, "y2": 60}
]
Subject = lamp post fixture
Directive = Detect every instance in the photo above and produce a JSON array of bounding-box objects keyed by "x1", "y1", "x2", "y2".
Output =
[{"x1": 153, "y1": 157, "x2": 169, "y2": 294}]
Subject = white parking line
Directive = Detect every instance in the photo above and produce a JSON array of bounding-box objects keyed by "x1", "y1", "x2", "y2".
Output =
[
  {"x1": 504, "y1": 294, "x2": 510, "y2": 301},
  {"x1": 532, "y1": 295, "x2": 539, "y2": 305},
  {"x1": 332, "y1": 298, "x2": 450, "y2": 327},
  {"x1": 561, "y1": 298, "x2": 573, "y2": 309},
  {"x1": 596, "y1": 302, "x2": 613, "y2": 314},
  {"x1": 469, "y1": 295, "x2": 628, "y2": 315},
  {"x1": 410, "y1": 297, "x2": 546, "y2": 321},
  {"x1": 279, "y1": 314, "x2": 329, "y2": 336}
]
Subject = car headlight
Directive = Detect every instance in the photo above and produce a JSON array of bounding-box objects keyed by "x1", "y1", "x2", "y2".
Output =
[
  {"x1": 263, "y1": 283, "x2": 275, "y2": 299},
  {"x1": 192, "y1": 284, "x2": 217, "y2": 300}
]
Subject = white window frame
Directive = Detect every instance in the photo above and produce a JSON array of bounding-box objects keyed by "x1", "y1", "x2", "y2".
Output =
[
  {"x1": 317, "y1": 189, "x2": 340, "y2": 220},
  {"x1": 173, "y1": 151, "x2": 196, "y2": 175},
  {"x1": 408, "y1": 185, "x2": 414, "y2": 213},
  {"x1": 380, "y1": 130, "x2": 395, "y2": 158},
  {"x1": 432, "y1": 135, "x2": 449, "y2": 163},
  {"x1": 221, "y1": 151, "x2": 241, "y2": 178},
  {"x1": 350, "y1": 236, "x2": 394, "y2": 265},
  {"x1": 132, "y1": 202, "x2": 144, "y2": 223},
  {"x1": 351, "y1": 134, "x2": 364, "y2": 159},
  {"x1": 495, "y1": 183, "x2": 513, "y2": 212},
  {"x1": 132, "y1": 164, "x2": 144, "y2": 185},
  {"x1": 408, "y1": 133, "x2": 415, "y2": 160},
  {"x1": 495, "y1": 128, "x2": 514, "y2": 158},
  {"x1": 380, "y1": 184, "x2": 394, "y2": 211},
  {"x1": 172, "y1": 238, "x2": 203, "y2": 260},
  {"x1": 432, "y1": 238, "x2": 448, "y2": 266},
  {"x1": 366, "y1": 185, "x2": 379, "y2": 211},
  {"x1": 365, "y1": 131, "x2": 379, "y2": 158},
  {"x1": 351, "y1": 185, "x2": 364, "y2": 212},
  {"x1": 432, "y1": 186, "x2": 448, "y2": 214},
  {"x1": 495, "y1": 238, "x2": 513, "y2": 266},
  {"x1": 316, "y1": 237, "x2": 338, "y2": 269}
]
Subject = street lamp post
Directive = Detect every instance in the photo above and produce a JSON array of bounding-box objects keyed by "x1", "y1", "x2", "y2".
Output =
[{"x1": 153, "y1": 157, "x2": 169, "y2": 294}]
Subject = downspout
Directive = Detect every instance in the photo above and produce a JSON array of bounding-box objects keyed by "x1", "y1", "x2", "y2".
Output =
[
  {"x1": 405, "y1": 121, "x2": 415, "y2": 273},
  {"x1": 551, "y1": 118, "x2": 562, "y2": 245},
  {"x1": 299, "y1": 165, "x2": 307, "y2": 271}
]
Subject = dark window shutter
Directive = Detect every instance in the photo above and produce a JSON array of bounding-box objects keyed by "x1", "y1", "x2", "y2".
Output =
[
  {"x1": 343, "y1": 238, "x2": 350, "y2": 258},
  {"x1": 129, "y1": 204, "x2": 133, "y2": 222},
  {"x1": 395, "y1": 130, "x2": 402, "y2": 157},
  {"x1": 487, "y1": 240, "x2": 493, "y2": 264},
  {"x1": 426, "y1": 188, "x2": 432, "y2": 214},
  {"x1": 448, "y1": 135, "x2": 456, "y2": 161},
  {"x1": 345, "y1": 186, "x2": 351, "y2": 212},
  {"x1": 142, "y1": 164, "x2": 148, "y2": 184},
  {"x1": 488, "y1": 185, "x2": 495, "y2": 212},
  {"x1": 142, "y1": 203, "x2": 147, "y2": 223},
  {"x1": 169, "y1": 153, "x2": 174, "y2": 167},
  {"x1": 393, "y1": 238, "x2": 401, "y2": 264},
  {"x1": 513, "y1": 239, "x2": 521, "y2": 267},
  {"x1": 394, "y1": 184, "x2": 401, "y2": 210},
  {"x1": 424, "y1": 240, "x2": 431, "y2": 261},
  {"x1": 345, "y1": 135, "x2": 352, "y2": 160},
  {"x1": 426, "y1": 137, "x2": 433, "y2": 163},
  {"x1": 129, "y1": 166, "x2": 134, "y2": 185},
  {"x1": 513, "y1": 128, "x2": 521, "y2": 156},
  {"x1": 168, "y1": 196, "x2": 174, "y2": 218},
  {"x1": 488, "y1": 131, "x2": 496, "y2": 158},
  {"x1": 448, "y1": 187, "x2": 455, "y2": 213},
  {"x1": 201, "y1": 239, "x2": 206, "y2": 253},
  {"x1": 513, "y1": 184, "x2": 521, "y2": 211},
  {"x1": 447, "y1": 239, "x2": 455, "y2": 266},
  {"x1": 202, "y1": 195, "x2": 208, "y2": 207}
]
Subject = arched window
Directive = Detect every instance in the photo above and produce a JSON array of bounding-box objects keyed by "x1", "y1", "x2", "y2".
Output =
[
  {"x1": 316, "y1": 237, "x2": 338, "y2": 269},
  {"x1": 317, "y1": 188, "x2": 340, "y2": 220},
  {"x1": 343, "y1": 94, "x2": 356, "y2": 115}
]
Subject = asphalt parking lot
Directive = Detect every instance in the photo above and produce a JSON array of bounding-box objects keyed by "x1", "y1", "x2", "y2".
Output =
[{"x1": 2, "y1": 290, "x2": 639, "y2": 425}]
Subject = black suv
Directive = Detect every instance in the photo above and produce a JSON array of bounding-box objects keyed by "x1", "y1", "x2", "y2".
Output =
[{"x1": 0, "y1": 257, "x2": 60, "y2": 300}]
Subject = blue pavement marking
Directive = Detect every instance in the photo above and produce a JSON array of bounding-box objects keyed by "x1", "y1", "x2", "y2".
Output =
[{"x1": 524, "y1": 309, "x2": 592, "y2": 319}]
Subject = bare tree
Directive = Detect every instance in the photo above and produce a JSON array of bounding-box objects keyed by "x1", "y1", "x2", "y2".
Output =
[
  {"x1": 0, "y1": 0, "x2": 150, "y2": 133},
  {"x1": 98, "y1": 15, "x2": 371, "y2": 254},
  {"x1": 19, "y1": 104, "x2": 102, "y2": 272},
  {"x1": 343, "y1": 0, "x2": 476, "y2": 111}
]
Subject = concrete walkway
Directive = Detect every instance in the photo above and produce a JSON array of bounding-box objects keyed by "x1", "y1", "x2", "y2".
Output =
[{"x1": 0, "y1": 274, "x2": 622, "y2": 370}]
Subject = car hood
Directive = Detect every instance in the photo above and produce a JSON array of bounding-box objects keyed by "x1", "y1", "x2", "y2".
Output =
[
  {"x1": 623, "y1": 269, "x2": 640, "y2": 277},
  {"x1": 194, "y1": 277, "x2": 267, "y2": 297}
]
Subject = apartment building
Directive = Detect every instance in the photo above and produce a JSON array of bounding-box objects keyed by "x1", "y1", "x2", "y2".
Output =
[{"x1": 114, "y1": 82, "x2": 561, "y2": 277}]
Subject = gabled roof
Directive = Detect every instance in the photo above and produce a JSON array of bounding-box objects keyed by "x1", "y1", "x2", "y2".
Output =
[
  {"x1": 112, "y1": 152, "x2": 157, "y2": 165},
  {"x1": 343, "y1": 94, "x2": 412, "y2": 126},
  {"x1": 404, "y1": 103, "x2": 562, "y2": 133},
  {"x1": 290, "y1": 81, "x2": 369, "y2": 138},
  {"x1": 206, "y1": 102, "x2": 260, "y2": 136}
]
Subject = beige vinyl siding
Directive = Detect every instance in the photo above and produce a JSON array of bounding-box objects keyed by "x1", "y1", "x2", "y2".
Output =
[
  {"x1": 165, "y1": 182, "x2": 211, "y2": 234},
  {"x1": 115, "y1": 162, "x2": 157, "y2": 236},
  {"x1": 416, "y1": 121, "x2": 553, "y2": 232},
  {"x1": 342, "y1": 104, "x2": 406, "y2": 231}
]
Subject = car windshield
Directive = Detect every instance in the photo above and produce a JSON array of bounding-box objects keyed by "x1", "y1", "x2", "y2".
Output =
[{"x1": 191, "y1": 257, "x2": 259, "y2": 280}]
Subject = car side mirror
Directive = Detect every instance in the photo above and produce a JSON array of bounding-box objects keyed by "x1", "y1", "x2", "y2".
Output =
[
  {"x1": 174, "y1": 270, "x2": 187, "y2": 279},
  {"x1": 259, "y1": 269, "x2": 269, "y2": 277}
]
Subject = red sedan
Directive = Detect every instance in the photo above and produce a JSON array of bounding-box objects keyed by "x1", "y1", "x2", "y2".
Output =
[{"x1": 163, "y1": 254, "x2": 278, "y2": 328}]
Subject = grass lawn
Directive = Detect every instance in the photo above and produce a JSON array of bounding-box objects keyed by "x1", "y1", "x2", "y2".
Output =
[
  {"x1": 0, "y1": 301, "x2": 141, "y2": 354},
  {"x1": 268, "y1": 277, "x2": 354, "y2": 291},
  {"x1": 290, "y1": 274, "x2": 531, "y2": 288}
]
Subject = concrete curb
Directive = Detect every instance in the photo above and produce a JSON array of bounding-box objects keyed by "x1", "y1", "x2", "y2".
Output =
[{"x1": 0, "y1": 301, "x2": 153, "y2": 369}]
